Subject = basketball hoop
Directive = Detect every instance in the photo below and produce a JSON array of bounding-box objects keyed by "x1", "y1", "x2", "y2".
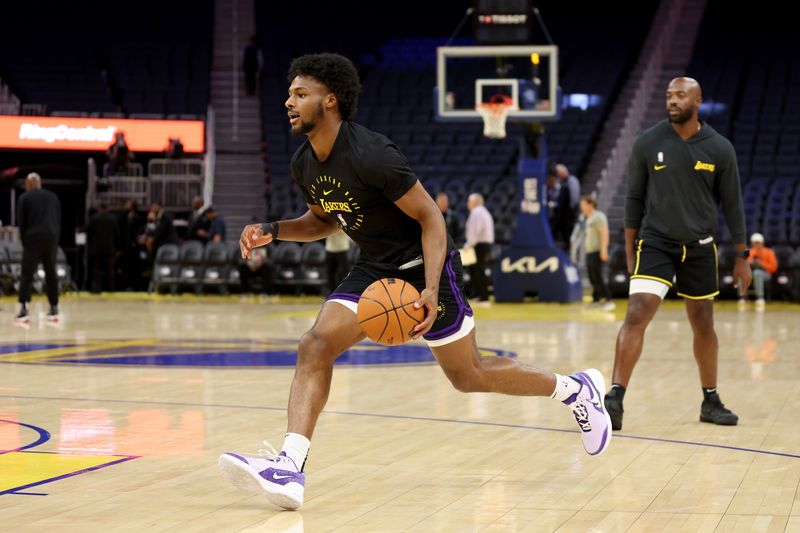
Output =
[{"x1": 476, "y1": 94, "x2": 516, "y2": 139}]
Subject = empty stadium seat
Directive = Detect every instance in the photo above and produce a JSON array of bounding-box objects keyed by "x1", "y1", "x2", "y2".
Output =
[
  {"x1": 178, "y1": 240, "x2": 205, "y2": 293},
  {"x1": 150, "y1": 244, "x2": 181, "y2": 294},
  {"x1": 299, "y1": 242, "x2": 327, "y2": 293},
  {"x1": 203, "y1": 241, "x2": 230, "y2": 294},
  {"x1": 272, "y1": 242, "x2": 303, "y2": 292}
]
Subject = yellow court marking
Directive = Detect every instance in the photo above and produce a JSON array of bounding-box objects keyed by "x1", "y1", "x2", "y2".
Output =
[
  {"x1": 0, "y1": 339, "x2": 153, "y2": 364},
  {"x1": 0, "y1": 339, "x2": 303, "y2": 364},
  {"x1": 0, "y1": 452, "x2": 136, "y2": 494}
]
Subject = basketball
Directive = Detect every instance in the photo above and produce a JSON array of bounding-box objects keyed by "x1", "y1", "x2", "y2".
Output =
[{"x1": 357, "y1": 278, "x2": 425, "y2": 345}]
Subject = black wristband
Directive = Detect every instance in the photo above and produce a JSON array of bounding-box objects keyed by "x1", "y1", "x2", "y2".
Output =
[{"x1": 261, "y1": 222, "x2": 280, "y2": 240}]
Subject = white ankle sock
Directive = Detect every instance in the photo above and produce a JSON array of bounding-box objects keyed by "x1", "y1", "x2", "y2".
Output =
[
  {"x1": 281, "y1": 432, "x2": 310, "y2": 470},
  {"x1": 550, "y1": 373, "x2": 581, "y2": 402}
]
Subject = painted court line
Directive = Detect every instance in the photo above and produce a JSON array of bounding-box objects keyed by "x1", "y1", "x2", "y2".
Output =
[
  {"x1": 0, "y1": 419, "x2": 140, "y2": 496},
  {"x1": 0, "y1": 418, "x2": 51, "y2": 453},
  {"x1": 2, "y1": 393, "x2": 798, "y2": 460},
  {"x1": 0, "y1": 455, "x2": 139, "y2": 496}
]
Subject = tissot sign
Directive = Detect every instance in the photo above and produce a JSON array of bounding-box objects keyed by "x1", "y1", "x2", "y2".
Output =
[{"x1": 0, "y1": 116, "x2": 204, "y2": 152}]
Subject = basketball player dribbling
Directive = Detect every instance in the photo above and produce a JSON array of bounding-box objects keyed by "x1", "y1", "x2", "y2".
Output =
[{"x1": 218, "y1": 53, "x2": 612, "y2": 510}]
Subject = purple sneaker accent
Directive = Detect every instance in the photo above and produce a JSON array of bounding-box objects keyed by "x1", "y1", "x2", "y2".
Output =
[
  {"x1": 262, "y1": 468, "x2": 305, "y2": 486},
  {"x1": 566, "y1": 368, "x2": 612, "y2": 456},
  {"x1": 218, "y1": 450, "x2": 306, "y2": 510}
]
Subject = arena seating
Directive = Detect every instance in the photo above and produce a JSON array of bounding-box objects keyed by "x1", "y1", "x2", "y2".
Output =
[
  {"x1": 0, "y1": 241, "x2": 75, "y2": 296},
  {"x1": 0, "y1": 0, "x2": 212, "y2": 116},
  {"x1": 257, "y1": 1, "x2": 654, "y2": 246}
]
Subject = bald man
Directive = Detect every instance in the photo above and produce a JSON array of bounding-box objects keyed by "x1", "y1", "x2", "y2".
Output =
[
  {"x1": 15, "y1": 173, "x2": 62, "y2": 324},
  {"x1": 604, "y1": 77, "x2": 751, "y2": 430},
  {"x1": 464, "y1": 193, "x2": 494, "y2": 302}
]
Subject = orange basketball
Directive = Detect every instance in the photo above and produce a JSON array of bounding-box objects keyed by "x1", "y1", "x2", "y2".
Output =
[{"x1": 357, "y1": 278, "x2": 425, "y2": 346}]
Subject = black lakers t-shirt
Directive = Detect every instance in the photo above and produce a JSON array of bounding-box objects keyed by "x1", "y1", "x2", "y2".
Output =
[{"x1": 291, "y1": 121, "x2": 431, "y2": 265}]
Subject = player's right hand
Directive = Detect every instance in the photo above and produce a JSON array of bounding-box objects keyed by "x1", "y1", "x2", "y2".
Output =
[{"x1": 239, "y1": 223, "x2": 272, "y2": 259}]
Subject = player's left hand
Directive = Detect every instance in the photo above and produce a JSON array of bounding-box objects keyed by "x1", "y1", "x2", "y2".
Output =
[
  {"x1": 732, "y1": 258, "x2": 753, "y2": 297},
  {"x1": 411, "y1": 287, "x2": 438, "y2": 339}
]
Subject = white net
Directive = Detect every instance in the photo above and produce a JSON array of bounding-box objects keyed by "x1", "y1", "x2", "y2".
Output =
[{"x1": 476, "y1": 101, "x2": 514, "y2": 139}]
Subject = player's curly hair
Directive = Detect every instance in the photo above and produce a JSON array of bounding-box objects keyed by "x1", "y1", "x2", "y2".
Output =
[{"x1": 288, "y1": 53, "x2": 361, "y2": 120}]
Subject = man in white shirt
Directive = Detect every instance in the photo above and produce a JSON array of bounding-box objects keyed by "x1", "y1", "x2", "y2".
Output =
[{"x1": 464, "y1": 193, "x2": 494, "y2": 302}]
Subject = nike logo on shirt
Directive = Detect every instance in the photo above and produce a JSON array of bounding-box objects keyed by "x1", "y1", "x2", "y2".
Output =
[{"x1": 654, "y1": 165, "x2": 667, "y2": 171}]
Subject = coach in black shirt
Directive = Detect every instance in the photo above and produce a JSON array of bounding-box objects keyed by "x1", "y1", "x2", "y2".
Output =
[
  {"x1": 604, "y1": 77, "x2": 752, "y2": 430},
  {"x1": 15, "y1": 173, "x2": 61, "y2": 323}
]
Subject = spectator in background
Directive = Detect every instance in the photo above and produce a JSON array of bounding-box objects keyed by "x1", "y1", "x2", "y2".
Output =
[
  {"x1": 554, "y1": 163, "x2": 580, "y2": 251},
  {"x1": 546, "y1": 171, "x2": 560, "y2": 232},
  {"x1": 239, "y1": 247, "x2": 273, "y2": 294},
  {"x1": 165, "y1": 137, "x2": 185, "y2": 159},
  {"x1": 325, "y1": 230, "x2": 351, "y2": 295},
  {"x1": 107, "y1": 132, "x2": 134, "y2": 176},
  {"x1": 464, "y1": 193, "x2": 494, "y2": 303},
  {"x1": 580, "y1": 196, "x2": 614, "y2": 311},
  {"x1": 15, "y1": 173, "x2": 61, "y2": 324},
  {"x1": 140, "y1": 202, "x2": 178, "y2": 262},
  {"x1": 435, "y1": 192, "x2": 460, "y2": 244},
  {"x1": 119, "y1": 200, "x2": 145, "y2": 291},
  {"x1": 740, "y1": 232, "x2": 778, "y2": 311},
  {"x1": 87, "y1": 202, "x2": 120, "y2": 293},
  {"x1": 242, "y1": 35, "x2": 263, "y2": 96},
  {"x1": 187, "y1": 195, "x2": 210, "y2": 243},
  {"x1": 206, "y1": 206, "x2": 226, "y2": 242}
]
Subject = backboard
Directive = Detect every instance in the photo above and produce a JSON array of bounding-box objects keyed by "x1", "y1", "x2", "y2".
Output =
[{"x1": 435, "y1": 45, "x2": 559, "y2": 121}]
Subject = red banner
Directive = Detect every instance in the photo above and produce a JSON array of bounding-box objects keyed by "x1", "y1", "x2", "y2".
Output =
[{"x1": 0, "y1": 116, "x2": 205, "y2": 152}]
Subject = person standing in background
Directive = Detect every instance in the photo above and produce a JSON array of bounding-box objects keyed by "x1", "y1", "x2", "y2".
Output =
[
  {"x1": 435, "y1": 192, "x2": 460, "y2": 244},
  {"x1": 15, "y1": 173, "x2": 61, "y2": 324},
  {"x1": 554, "y1": 163, "x2": 581, "y2": 251},
  {"x1": 118, "y1": 200, "x2": 145, "y2": 291},
  {"x1": 580, "y1": 196, "x2": 614, "y2": 311},
  {"x1": 187, "y1": 195, "x2": 210, "y2": 243},
  {"x1": 464, "y1": 193, "x2": 494, "y2": 303},
  {"x1": 324, "y1": 229, "x2": 351, "y2": 295},
  {"x1": 87, "y1": 202, "x2": 120, "y2": 293}
]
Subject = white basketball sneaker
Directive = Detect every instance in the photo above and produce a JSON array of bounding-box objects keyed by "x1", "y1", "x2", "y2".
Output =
[
  {"x1": 564, "y1": 369, "x2": 613, "y2": 456},
  {"x1": 218, "y1": 447, "x2": 305, "y2": 510}
]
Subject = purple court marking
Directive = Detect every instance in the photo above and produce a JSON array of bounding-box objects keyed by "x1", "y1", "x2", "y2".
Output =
[
  {"x1": 0, "y1": 339, "x2": 514, "y2": 367},
  {"x1": 0, "y1": 455, "x2": 139, "y2": 496},
  {"x1": 8, "y1": 492, "x2": 48, "y2": 496},
  {"x1": 0, "y1": 419, "x2": 51, "y2": 454},
  {"x1": 1, "y1": 393, "x2": 798, "y2": 460}
]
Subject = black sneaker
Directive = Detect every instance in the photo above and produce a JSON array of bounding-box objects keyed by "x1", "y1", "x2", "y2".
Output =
[
  {"x1": 700, "y1": 392, "x2": 738, "y2": 425},
  {"x1": 14, "y1": 308, "x2": 30, "y2": 325},
  {"x1": 604, "y1": 392, "x2": 624, "y2": 431}
]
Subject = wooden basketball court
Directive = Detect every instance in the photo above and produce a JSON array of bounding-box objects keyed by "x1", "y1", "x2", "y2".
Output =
[{"x1": 2, "y1": 294, "x2": 799, "y2": 532}]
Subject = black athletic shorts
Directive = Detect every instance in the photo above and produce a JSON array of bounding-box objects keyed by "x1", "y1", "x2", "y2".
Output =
[
  {"x1": 630, "y1": 234, "x2": 719, "y2": 299},
  {"x1": 327, "y1": 249, "x2": 474, "y2": 345}
]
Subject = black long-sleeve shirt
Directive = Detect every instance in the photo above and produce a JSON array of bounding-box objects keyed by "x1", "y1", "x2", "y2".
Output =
[
  {"x1": 18, "y1": 188, "x2": 61, "y2": 245},
  {"x1": 624, "y1": 120, "x2": 746, "y2": 244}
]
